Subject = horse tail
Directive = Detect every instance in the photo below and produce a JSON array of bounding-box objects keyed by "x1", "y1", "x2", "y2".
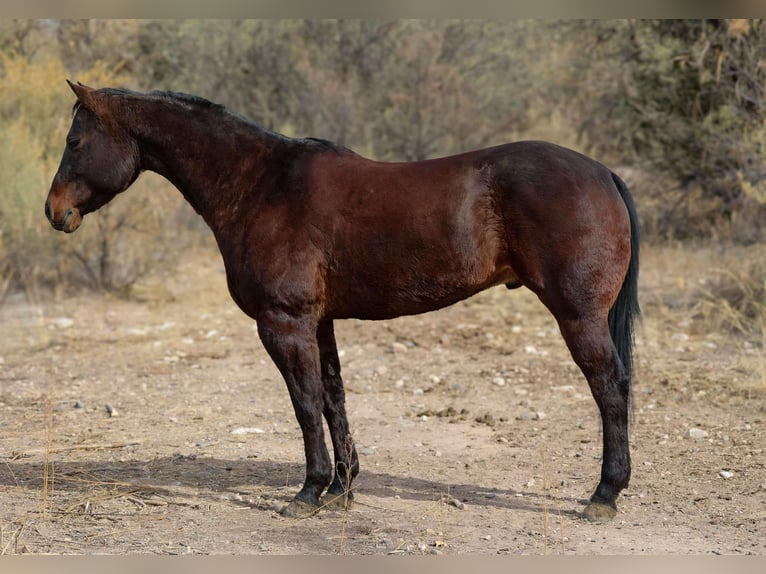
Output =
[{"x1": 608, "y1": 172, "x2": 640, "y2": 383}]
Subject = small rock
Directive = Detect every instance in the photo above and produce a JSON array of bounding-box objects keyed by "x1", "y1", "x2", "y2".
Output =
[
  {"x1": 73, "y1": 400, "x2": 84, "y2": 409},
  {"x1": 430, "y1": 375, "x2": 442, "y2": 384},
  {"x1": 492, "y1": 376, "x2": 506, "y2": 387},
  {"x1": 231, "y1": 427, "x2": 265, "y2": 435},
  {"x1": 533, "y1": 411, "x2": 546, "y2": 420},
  {"x1": 552, "y1": 385, "x2": 575, "y2": 392},
  {"x1": 50, "y1": 317, "x2": 74, "y2": 329},
  {"x1": 687, "y1": 428, "x2": 709, "y2": 440},
  {"x1": 719, "y1": 470, "x2": 734, "y2": 479},
  {"x1": 524, "y1": 345, "x2": 538, "y2": 355},
  {"x1": 391, "y1": 342, "x2": 408, "y2": 353},
  {"x1": 358, "y1": 447, "x2": 376, "y2": 456},
  {"x1": 105, "y1": 404, "x2": 117, "y2": 417},
  {"x1": 373, "y1": 365, "x2": 388, "y2": 377}
]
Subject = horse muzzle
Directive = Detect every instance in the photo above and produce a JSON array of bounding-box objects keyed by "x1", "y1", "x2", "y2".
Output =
[{"x1": 45, "y1": 200, "x2": 82, "y2": 233}]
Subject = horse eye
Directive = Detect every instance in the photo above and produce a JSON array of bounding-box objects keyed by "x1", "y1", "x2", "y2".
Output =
[{"x1": 66, "y1": 136, "x2": 82, "y2": 150}]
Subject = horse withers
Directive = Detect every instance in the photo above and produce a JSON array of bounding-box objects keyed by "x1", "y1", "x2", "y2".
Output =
[{"x1": 45, "y1": 81, "x2": 639, "y2": 523}]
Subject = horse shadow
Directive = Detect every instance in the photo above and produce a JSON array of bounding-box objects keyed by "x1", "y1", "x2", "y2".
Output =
[{"x1": 0, "y1": 453, "x2": 586, "y2": 518}]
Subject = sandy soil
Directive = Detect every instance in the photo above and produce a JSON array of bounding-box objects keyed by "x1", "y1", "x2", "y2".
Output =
[{"x1": 0, "y1": 244, "x2": 764, "y2": 555}]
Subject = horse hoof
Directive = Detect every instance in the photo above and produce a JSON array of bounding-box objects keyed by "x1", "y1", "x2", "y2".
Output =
[
  {"x1": 279, "y1": 498, "x2": 320, "y2": 519},
  {"x1": 583, "y1": 502, "x2": 617, "y2": 522},
  {"x1": 321, "y1": 492, "x2": 353, "y2": 511}
]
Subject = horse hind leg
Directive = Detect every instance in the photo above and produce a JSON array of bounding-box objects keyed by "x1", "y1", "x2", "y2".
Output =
[
  {"x1": 317, "y1": 320, "x2": 359, "y2": 511},
  {"x1": 556, "y1": 314, "x2": 631, "y2": 522}
]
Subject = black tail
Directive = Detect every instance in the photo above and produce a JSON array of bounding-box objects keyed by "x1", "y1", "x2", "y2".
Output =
[{"x1": 607, "y1": 172, "x2": 640, "y2": 382}]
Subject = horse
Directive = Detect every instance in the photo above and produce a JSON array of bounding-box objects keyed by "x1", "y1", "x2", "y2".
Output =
[{"x1": 45, "y1": 81, "x2": 639, "y2": 523}]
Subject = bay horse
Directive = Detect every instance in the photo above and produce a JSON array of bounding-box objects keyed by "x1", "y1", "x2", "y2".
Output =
[{"x1": 45, "y1": 81, "x2": 639, "y2": 523}]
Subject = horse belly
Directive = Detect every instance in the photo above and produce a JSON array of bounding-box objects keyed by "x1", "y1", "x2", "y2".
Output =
[{"x1": 327, "y1": 236, "x2": 516, "y2": 321}]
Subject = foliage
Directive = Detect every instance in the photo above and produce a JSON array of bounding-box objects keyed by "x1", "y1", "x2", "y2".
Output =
[
  {"x1": 0, "y1": 52, "x2": 191, "y2": 296},
  {"x1": 1, "y1": 19, "x2": 765, "y2": 298},
  {"x1": 555, "y1": 19, "x2": 766, "y2": 242}
]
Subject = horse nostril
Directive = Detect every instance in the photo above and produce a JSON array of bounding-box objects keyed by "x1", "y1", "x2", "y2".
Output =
[{"x1": 45, "y1": 200, "x2": 52, "y2": 222}]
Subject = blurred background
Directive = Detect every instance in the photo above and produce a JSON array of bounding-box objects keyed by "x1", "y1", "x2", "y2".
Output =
[{"x1": 0, "y1": 19, "x2": 764, "y2": 331}]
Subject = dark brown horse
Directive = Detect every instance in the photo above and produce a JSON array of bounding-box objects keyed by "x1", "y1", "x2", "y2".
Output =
[{"x1": 46, "y1": 81, "x2": 639, "y2": 523}]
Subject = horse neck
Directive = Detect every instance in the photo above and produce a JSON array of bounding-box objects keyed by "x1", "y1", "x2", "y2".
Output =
[{"x1": 128, "y1": 99, "x2": 288, "y2": 231}]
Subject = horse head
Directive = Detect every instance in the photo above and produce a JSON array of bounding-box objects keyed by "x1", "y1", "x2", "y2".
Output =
[{"x1": 45, "y1": 81, "x2": 141, "y2": 233}]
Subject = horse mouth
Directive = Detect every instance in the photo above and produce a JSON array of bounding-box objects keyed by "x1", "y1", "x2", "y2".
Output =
[{"x1": 50, "y1": 207, "x2": 83, "y2": 233}]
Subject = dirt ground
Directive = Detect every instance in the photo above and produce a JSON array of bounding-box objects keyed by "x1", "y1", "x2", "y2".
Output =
[{"x1": 1, "y1": 243, "x2": 764, "y2": 555}]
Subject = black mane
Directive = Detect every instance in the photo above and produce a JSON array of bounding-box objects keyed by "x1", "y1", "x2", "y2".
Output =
[
  {"x1": 96, "y1": 87, "x2": 342, "y2": 151},
  {"x1": 95, "y1": 87, "x2": 224, "y2": 113},
  {"x1": 148, "y1": 89, "x2": 224, "y2": 112}
]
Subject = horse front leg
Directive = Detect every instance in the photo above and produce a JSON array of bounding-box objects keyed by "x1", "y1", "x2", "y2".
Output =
[
  {"x1": 317, "y1": 320, "x2": 359, "y2": 510},
  {"x1": 256, "y1": 311, "x2": 332, "y2": 518}
]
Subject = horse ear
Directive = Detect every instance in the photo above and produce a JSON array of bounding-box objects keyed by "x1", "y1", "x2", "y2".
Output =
[
  {"x1": 66, "y1": 79, "x2": 111, "y2": 119},
  {"x1": 67, "y1": 79, "x2": 92, "y2": 101}
]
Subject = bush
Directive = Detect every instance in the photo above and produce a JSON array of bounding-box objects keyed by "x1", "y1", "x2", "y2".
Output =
[{"x1": 0, "y1": 53, "x2": 195, "y2": 298}]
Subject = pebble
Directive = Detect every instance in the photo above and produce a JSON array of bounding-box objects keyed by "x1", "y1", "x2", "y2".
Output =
[
  {"x1": 719, "y1": 470, "x2": 735, "y2": 479},
  {"x1": 391, "y1": 342, "x2": 408, "y2": 353},
  {"x1": 231, "y1": 427, "x2": 265, "y2": 435},
  {"x1": 73, "y1": 400, "x2": 84, "y2": 409},
  {"x1": 358, "y1": 447, "x2": 376, "y2": 456},
  {"x1": 687, "y1": 428, "x2": 709, "y2": 440},
  {"x1": 492, "y1": 376, "x2": 506, "y2": 387},
  {"x1": 50, "y1": 317, "x2": 74, "y2": 329},
  {"x1": 105, "y1": 404, "x2": 117, "y2": 417}
]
